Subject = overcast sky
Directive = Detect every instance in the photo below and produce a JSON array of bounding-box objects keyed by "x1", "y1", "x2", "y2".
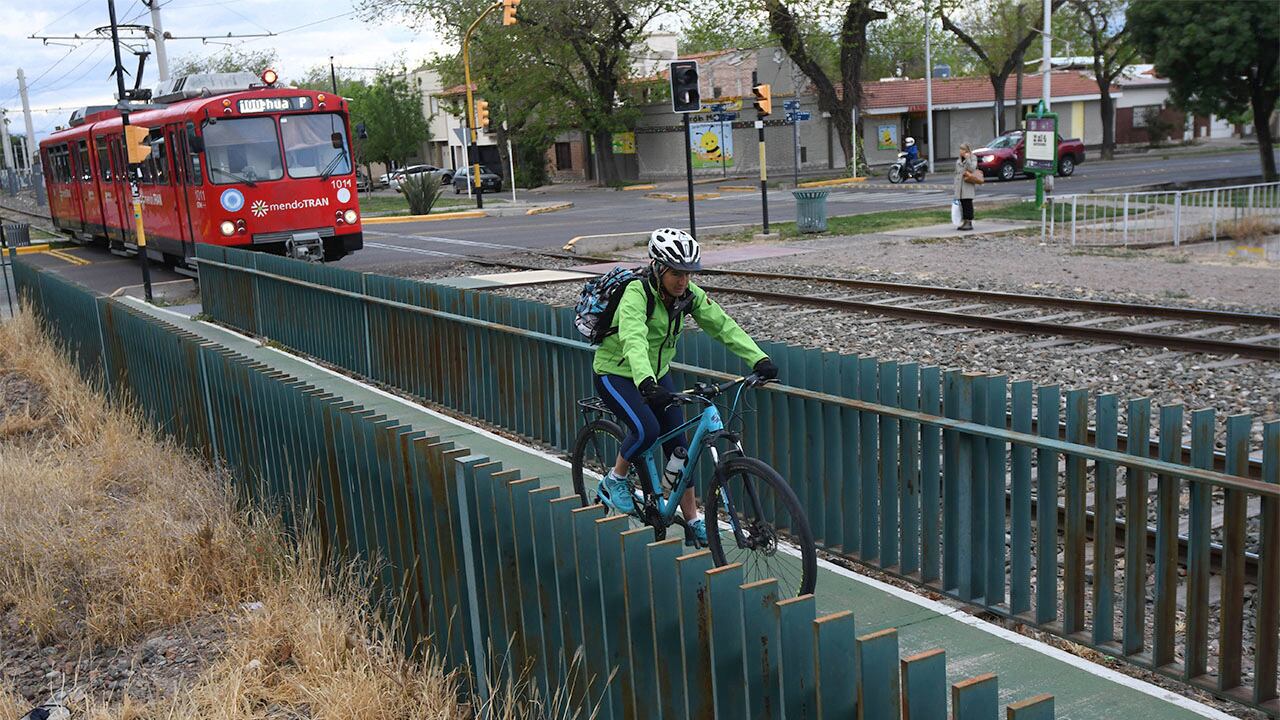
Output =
[{"x1": 0, "y1": 0, "x2": 452, "y2": 143}]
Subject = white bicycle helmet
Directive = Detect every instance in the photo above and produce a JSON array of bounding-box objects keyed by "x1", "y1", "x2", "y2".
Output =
[
  {"x1": 904, "y1": 136, "x2": 916, "y2": 147},
  {"x1": 648, "y1": 227, "x2": 702, "y2": 272}
]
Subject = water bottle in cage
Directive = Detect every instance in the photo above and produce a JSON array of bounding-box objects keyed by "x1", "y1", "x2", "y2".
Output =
[{"x1": 663, "y1": 446, "x2": 688, "y2": 490}]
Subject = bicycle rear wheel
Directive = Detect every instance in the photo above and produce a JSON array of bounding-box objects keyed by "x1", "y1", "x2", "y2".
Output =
[
  {"x1": 571, "y1": 418, "x2": 626, "y2": 508},
  {"x1": 707, "y1": 456, "x2": 816, "y2": 597}
]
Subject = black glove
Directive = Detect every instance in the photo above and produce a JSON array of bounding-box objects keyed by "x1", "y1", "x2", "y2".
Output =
[
  {"x1": 639, "y1": 377, "x2": 673, "y2": 408},
  {"x1": 753, "y1": 357, "x2": 778, "y2": 381}
]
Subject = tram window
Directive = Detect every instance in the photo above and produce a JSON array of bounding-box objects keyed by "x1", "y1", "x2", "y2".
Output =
[
  {"x1": 95, "y1": 139, "x2": 112, "y2": 181},
  {"x1": 281, "y1": 113, "x2": 350, "y2": 178},
  {"x1": 76, "y1": 140, "x2": 92, "y2": 182},
  {"x1": 202, "y1": 117, "x2": 283, "y2": 184},
  {"x1": 147, "y1": 128, "x2": 168, "y2": 185}
]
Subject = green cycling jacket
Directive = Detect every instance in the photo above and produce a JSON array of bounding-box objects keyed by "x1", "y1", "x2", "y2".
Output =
[{"x1": 591, "y1": 274, "x2": 767, "y2": 383}]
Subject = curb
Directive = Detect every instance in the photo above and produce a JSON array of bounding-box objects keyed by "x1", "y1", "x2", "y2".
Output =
[
  {"x1": 563, "y1": 222, "x2": 749, "y2": 254},
  {"x1": 362, "y1": 210, "x2": 487, "y2": 225},
  {"x1": 797, "y1": 176, "x2": 867, "y2": 188},
  {"x1": 526, "y1": 202, "x2": 574, "y2": 216},
  {"x1": 644, "y1": 192, "x2": 722, "y2": 202},
  {"x1": 621, "y1": 184, "x2": 656, "y2": 191},
  {"x1": 718, "y1": 185, "x2": 756, "y2": 192},
  {"x1": 12, "y1": 243, "x2": 52, "y2": 255}
]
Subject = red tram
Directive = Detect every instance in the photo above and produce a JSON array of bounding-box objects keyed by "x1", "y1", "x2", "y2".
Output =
[{"x1": 39, "y1": 71, "x2": 363, "y2": 265}]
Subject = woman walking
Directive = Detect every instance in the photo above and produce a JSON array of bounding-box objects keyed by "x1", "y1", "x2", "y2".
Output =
[{"x1": 954, "y1": 142, "x2": 980, "y2": 231}]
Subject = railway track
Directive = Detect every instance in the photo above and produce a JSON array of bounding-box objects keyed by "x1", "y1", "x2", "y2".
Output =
[{"x1": 526, "y1": 250, "x2": 1280, "y2": 361}]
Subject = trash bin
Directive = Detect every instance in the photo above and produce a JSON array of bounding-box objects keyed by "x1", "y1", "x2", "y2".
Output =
[
  {"x1": 792, "y1": 189, "x2": 829, "y2": 233},
  {"x1": 1, "y1": 222, "x2": 31, "y2": 248}
]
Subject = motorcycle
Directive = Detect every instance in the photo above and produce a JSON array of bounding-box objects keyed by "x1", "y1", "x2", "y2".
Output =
[{"x1": 888, "y1": 152, "x2": 927, "y2": 183}]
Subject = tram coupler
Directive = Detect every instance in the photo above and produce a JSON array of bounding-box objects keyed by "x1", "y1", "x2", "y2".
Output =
[{"x1": 286, "y1": 232, "x2": 323, "y2": 263}]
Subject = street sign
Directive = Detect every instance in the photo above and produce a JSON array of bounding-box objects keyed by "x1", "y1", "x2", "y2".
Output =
[
  {"x1": 783, "y1": 99, "x2": 801, "y2": 112},
  {"x1": 785, "y1": 111, "x2": 811, "y2": 123},
  {"x1": 710, "y1": 112, "x2": 738, "y2": 122},
  {"x1": 710, "y1": 103, "x2": 726, "y2": 112},
  {"x1": 1024, "y1": 114, "x2": 1058, "y2": 174}
]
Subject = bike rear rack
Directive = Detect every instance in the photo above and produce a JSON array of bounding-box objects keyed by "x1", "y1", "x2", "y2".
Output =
[{"x1": 577, "y1": 396, "x2": 611, "y2": 416}]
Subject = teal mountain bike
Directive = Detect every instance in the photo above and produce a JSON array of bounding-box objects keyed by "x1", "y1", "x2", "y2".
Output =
[{"x1": 570, "y1": 375, "x2": 817, "y2": 598}]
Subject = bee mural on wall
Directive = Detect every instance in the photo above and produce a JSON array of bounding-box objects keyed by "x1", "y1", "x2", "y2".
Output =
[{"x1": 699, "y1": 130, "x2": 722, "y2": 162}]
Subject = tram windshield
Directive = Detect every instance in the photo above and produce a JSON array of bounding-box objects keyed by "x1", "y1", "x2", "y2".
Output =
[
  {"x1": 202, "y1": 116, "x2": 284, "y2": 184},
  {"x1": 281, "y1": 113, "x2": 350, "y2": 179}
]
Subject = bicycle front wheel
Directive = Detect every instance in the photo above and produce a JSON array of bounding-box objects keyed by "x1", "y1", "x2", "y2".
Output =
[
  {"x1": 570, "y1": 418, "x2": 626, "y2": 508},
  {"x1": 707, "y1": 456, "x2": 816, "y2": 597}
]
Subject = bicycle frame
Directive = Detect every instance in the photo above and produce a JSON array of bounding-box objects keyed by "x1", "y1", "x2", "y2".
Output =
[{"x1": 634, "y1": 381, "x2": 750, "y2": 527}]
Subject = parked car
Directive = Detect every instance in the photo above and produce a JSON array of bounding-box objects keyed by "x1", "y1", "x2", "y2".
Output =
[
  {"x1": 389, "y1": 164, "x2": 434, "y2": 192},
  {"x1": 975, "y1": 130, "x2": 1086, "y2": 181},
  {"x1": 356, "y1": 170, "x2": 373, "y2": 193},
  {"x1": 452, "y1": 165, "x2": 502, "y2": 194}
]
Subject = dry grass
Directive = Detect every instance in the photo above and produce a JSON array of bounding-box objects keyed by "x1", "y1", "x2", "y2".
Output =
[{"x1": 0, "y1": 309, "x2": 574, "y2": 719}]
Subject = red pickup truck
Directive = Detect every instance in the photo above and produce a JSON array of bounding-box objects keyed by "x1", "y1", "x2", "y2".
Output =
[{"x1": 975, "y1": 131, "x2": 1085, "y2": 181}]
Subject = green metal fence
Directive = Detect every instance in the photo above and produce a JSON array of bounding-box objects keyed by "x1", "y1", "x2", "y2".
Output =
[
  {"x1": 195, "y1": 244, "x2": 1280, "y2": 715},
  {"x1": 13, "y1": 252, "x2": 1061, "y2": 719}
]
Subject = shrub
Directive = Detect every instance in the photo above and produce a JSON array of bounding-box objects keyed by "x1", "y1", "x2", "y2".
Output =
[{"x1": 401, "y1": 173, "x2": 443, "y2": 215}]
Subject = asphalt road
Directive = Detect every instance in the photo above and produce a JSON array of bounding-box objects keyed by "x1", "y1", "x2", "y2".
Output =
[
  {"x1": 15, "y1": 147, "x2": 1277, "y2": 297},
  {"x1": 343, "y1": 147, "x2": 1276, "y2": 272}
]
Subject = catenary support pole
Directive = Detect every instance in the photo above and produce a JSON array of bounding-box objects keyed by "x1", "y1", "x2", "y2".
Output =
[
  {"x1": 925, "y1": 0, "x2": 934, "y2": 172},
  {"x1": 0, "y1": 110, "x2": 13, "y2": 171},
  {"x1": 146, "y1": 0, "x2": 169, "y2": 82},
  {"x1": 16, "y1": 68, "x2": 42, "y2": 205},
  {"x1": 329, "y1": 56, "x2": 338, "y2": 94},
  {"x1": 1043, "y1": 0, "x2": 1052, "y2": 109},
  {"x1": 107, "y1": 0, "x2": 153, "y2": 302}
]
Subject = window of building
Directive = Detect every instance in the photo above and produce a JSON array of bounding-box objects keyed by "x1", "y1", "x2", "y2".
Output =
[
  {"x1": 430, "y1": 96, "x2": 439, "y2": 115},
  {"x1": 1132, "y1": 105, "x2": 1162, "y2": 128},
  {"x1": 554, "y1": 142, "x2": 572, "y2": 170}
]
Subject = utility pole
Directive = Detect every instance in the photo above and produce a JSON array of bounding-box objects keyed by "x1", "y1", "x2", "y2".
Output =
[
  {"x1": 16, "y1": 68, "x2": 41, "y2": 206},
  {"x1": 0, "y1": 110, "x2": 14, "y2": 171},
  {"x1": 329, "y1": 56, "x2": 338, "y2": 94},
  {"x1": 1042, "y1": 0, "x2": 1052, "y2": 110},
  {"x1": 145, "y1": 0, "x2": 169, "y2": 82},
  {"x1": 753, "y1": 71, "x2": 770, "y2": 235},
  {"x1": 924, "y1": 0, "x2": 934, "y2": 172},
  {"x1": 108, "y1": 0, "x2": 154, "y2": 302}
]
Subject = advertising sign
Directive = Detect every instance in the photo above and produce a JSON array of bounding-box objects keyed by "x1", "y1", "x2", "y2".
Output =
[
  {"x1": 1024, "y1": 115, "x2": 1058, "y2": 174},
  {"x1": 611, "y1": 132, "x2": 636, "y2": 155},
  {"x1": 690, "y1": 122, "x2": 734, "y2": 169},
  {"x1": 877, "y1": 124, "x2": 899, "y2": 150}
]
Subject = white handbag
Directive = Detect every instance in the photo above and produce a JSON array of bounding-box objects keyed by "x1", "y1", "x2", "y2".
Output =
[{"x1": 951, "y1": 200, "x2": 962, "y2": 226}]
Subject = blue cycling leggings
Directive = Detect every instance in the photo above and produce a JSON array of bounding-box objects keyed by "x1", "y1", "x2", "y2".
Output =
[{"x1": 594, "y1": 373, "x2": 687, "y2": 465}]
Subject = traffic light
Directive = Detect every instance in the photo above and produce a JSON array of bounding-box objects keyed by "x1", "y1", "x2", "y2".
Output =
[
  {"x1": 475, "y1": 99, "x2": 490, "y2": 129},
  {"x1": 502, "y1": 0, "x2": 520, "y2": 26},
  {"x1": 753, "y1": 84, "x2": 772, "y2": 117},
  {"x1": 123, "y1": 124, "x2": 152, "y2": 164},
  {"x1": 669, "y1": 60, "x2": 700, "y2": 113}
]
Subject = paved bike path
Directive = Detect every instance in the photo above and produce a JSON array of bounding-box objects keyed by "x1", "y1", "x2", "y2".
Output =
[{"x1": 128, "y1": 297, "x2": 1231, "y2": 720}]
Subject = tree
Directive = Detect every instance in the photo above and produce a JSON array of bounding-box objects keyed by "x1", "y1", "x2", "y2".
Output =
[
  {"x1": 1128, "y1": 0, "x2": 1278, "y2": 180},
  {"x1": 170, "y1": 48, "x2": 280, "y2": 77},
  {"x1": 1064, "y1": 0, "x2": 1137, "y2": 159},
  {"x1": 764, "y1": 0, "x2": 889, "y2": 174},
  {"x1": 347, "y1": 71, "x2": 431, "y2": 169},
  {"x1": 365, "y1": 0, "x2": 674, "y2": 186},
  {"x1": 864, "y1": 2, "x2": 977, "y2": 81},
  {"x1": 939, "y1": 0, "x2": 1065, "y2": 135}
]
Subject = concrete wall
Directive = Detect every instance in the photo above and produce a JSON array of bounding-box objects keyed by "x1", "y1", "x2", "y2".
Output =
[
  {"x1": 947, "y1": 110, "x2": 996, "y2": 153},
  {"x1": 633, "y1": 97, "x2": 832, "y2": 180}
]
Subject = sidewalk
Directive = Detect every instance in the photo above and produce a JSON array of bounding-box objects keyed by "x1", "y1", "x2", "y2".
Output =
[{"x1": 120, "y1": 295, "x2": 1235, "y2": 720}]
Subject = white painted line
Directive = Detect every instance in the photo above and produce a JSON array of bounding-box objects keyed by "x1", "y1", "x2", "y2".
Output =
[{"x1": 775, "y1": 544, "x2": 1237, "y2": 719}]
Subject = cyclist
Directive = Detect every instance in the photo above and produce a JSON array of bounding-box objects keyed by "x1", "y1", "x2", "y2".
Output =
[{"x1": 592, "y1": 227, "x2": 778, "y2": 545}]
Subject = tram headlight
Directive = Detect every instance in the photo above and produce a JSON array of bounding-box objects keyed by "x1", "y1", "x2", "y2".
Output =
[
  {"x1": 219, "y1": 220, "x2": 235, "y2": 236},
  {"x1": 343, "y1": 209, "x2": 358, "y2": 224}
]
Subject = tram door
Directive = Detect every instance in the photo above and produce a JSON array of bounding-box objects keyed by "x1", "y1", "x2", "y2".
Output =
[
  {"x1": 106, "y1": 136, "x2": 132, "y2": 246},
  {"x1": 170, "y1": 124, "x2": 198, "y2": 263}
]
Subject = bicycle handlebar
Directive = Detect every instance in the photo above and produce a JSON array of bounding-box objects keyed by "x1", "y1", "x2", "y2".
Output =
[{"x1": 670, "y1": 374, "x2": 775, "y2": 406}]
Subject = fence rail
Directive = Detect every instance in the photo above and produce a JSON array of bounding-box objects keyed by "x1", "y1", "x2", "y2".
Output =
[
  {"x1": 193, "y1": 244, "x2": 1280, "y2": 715},
  {"x1": 1041, "y1": 180, "x2": 1280, "y2": 248},
  {"x1": 11, "y1": 252, "x2": 1063, "y2": 719}
]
